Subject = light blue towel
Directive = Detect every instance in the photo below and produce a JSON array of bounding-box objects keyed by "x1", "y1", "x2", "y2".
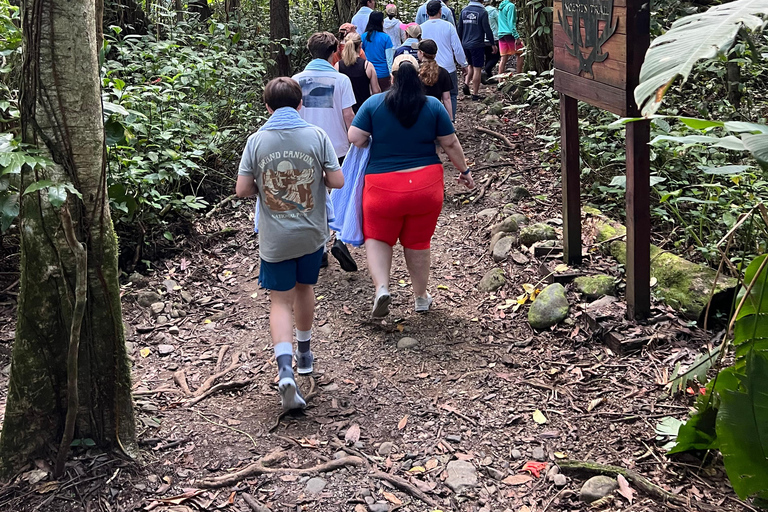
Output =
[{"x1": 329, "y1": 140, "x2": 371, "y2": 247}]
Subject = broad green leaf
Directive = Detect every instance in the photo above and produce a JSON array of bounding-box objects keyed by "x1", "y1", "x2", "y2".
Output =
[
  {"x1": 0, "y1": 192, "x2": 19, "y2": 233},
  {"x1": 724, "y1": 121, "x2": 768, "y2": 134},
  {"x1": 635, "y1": 0, "x2": 768, "y2": 116},
  {"x1": 742, "y1": 134, "x2": 768, "y2": 170},
  {"x1": 679, "y1": 117, "x2": 724, "y2": 130},
  {"x1": 47, "y1": 185, "x2": 67, "y2": 208},
  {"x1": 650, "y1": 134, "x2": 746, "y2": 151},
  {"x1": 736, "y1": 255, "x2": 768, "y2": 321},
  {"x1": 102, "y1": 101, "x2": 129, "y2": 117},
  {"x1": 668, "y1": 406, "x2": 718, "y2": 454},
  {"x1": 23, "y1": 179, "x2": 55, "y2": 194},
  {"x1": 701, "y1": 165, "x2": 752, "y2": 175},
  {"x1": 716, "y1": 351, "x2": 768, "y2": 500}
]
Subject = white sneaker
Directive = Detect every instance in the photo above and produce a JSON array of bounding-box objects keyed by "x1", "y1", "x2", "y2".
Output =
[
  {"x1": 371, "y1": 285, "x2": 391, "y2": 318},
  {"x1": 415, "y1": 293, "x2": 433, "y2": 313},
  {"x1": 278, "y1": 376, "x2": 306, "y2": 411}
]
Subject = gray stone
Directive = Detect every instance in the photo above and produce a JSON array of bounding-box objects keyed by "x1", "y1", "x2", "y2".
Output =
[
  {"x1": 162, "y1": 279, "x2": 179, "y2": 293},
  {"x1": 553, "y1": 474, "x2": 567, "y2": 487},
  {"x1": 157, "y1": 315, "x2": 169, "y2": 324},
  {"x1": 488, "y1": 102, "x2": 504, "y2": 116},
  {"x1": 490, "y1": 216, "x2": 519, "y2": 237},
  {"x1": 446, "y1": 434, "x2": 462, "y2": 443},
  {"x1": 482, "y1": 114, "x2": 502, "y2": 127},
  {"x1": 364, "y1": 496, "x2": 375, "y2": 505},
  {"x1": 485, "y1": 150, "x2": 502, "y2": 163},
  {"x1": 397, "y1": 337, "x2": 419, "y2": 350},
  {"x1": 510, "y1": 250, "x2": 529, "y2": 265},
  {"x1": 401, "y1": 459, "x2": 412, "y2": 471},
  {"x1": 519, "y1": 223, "x2": 557, "y2": 246},
  {"x1": 573, "y1": 274, "x2": 616, "y2": 300},
  {"x1": 125, "y1": 341, "x2": 135, "y2": 354},
  {"x1": 492, "y1": 236, "x2": 514, "y2": 262},
  {"x1": 150, "y1": 302, "x2": 165, "y2": 315},
  {"x1": 138, "y1": 291, "x2": 162, "y2": 308},
  {"x1": 477, "y1": 208, "x2": 498, "y2": 219},
  {"x1": 532, "y1": 446, "x2": 546, "y2": 461},
  {"x1": 170, "y1": 309, "x2": 179, "y2": 319},
  {"x1": 360, "y1": 489, "x2": 372, "y2": 497},
  {"x1": 580, "y1": 475, "x2": 618, "y2": 503},
  {"x1": 445, "y1": 460, "x2": 478, "y2": 494},
  {"x1": 334, "y1": 451, "x2": 347, "y2": 460},
  {"x1": 157, "y1": 344, "x2": 175, "y2": 356},
  {"x1": 528, "y1": 283, "x2": 569, "y2": 330},
  {"x1": 511, "y1": 449, "x2": 522, "y2": 460},
  {"x1": 511, "y1": 186, "x2": 530, "y2": 201},
  {"x1": 168, "y1": 326, "x2": 179, "y2": 335},
  {"x1": 510, "y1": 213, "x2": 529, "y2": 226},
  {"x1": 305, "y1": 477, "x2": 327, "y2": 494},
  {"x1": 180, "y1": 290, "x2": 194, "y2": 303},
  {"x1": 546, "y1": 465, "x2": 560, "y2": 482},
  {"x1": 486, "y1": 467, "x2": 506, "y2": 480},
  {"x1": 478, "y1": 268, "x2": 506, "y2": 293},
  {"x1": 129, "y1": 272, "x2": 149, "y2": 287},
  {"x1": 378, "y1": 442, "x2": 395, "y2": 456},
  {"x1": 489, "y1": 232, "x2": 506, "y2": 254},
  {"x1": 368, "y1": 503, "x2": 389, "y2": 512}
]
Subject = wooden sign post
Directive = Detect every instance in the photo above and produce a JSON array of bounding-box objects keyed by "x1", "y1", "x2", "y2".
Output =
[{"x1": 553, "y1": 0, "x2": 651, "y2": 319}]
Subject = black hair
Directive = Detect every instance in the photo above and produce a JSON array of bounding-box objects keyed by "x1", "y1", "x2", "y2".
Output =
[
  {"x1": 359, "y1": 0, "x2": 370, "y2": 6},
  {"x1": 426, "y1": 0, "x2": 442, "y2": 17},
  {"x1": 365, "y1": 11, "x2": 385, "y2": 41},
  {"x1": 385, "y1": 62, "x2": 426, "y2": 129}
]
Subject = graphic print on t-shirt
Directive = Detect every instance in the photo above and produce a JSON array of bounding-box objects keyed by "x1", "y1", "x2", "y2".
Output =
[
  {"x1": 262, "y1": 159, "x2": 316, "y2": 214},
  {"x1": 297, "y1": 76, "x2": 336, "y2": 108}
]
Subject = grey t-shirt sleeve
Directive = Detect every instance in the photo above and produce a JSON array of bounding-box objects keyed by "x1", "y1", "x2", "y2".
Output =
[
  {"x1": 238, "y1": 134, "x2": 257, "y2": 177},
  {"x1": 322, "y1": 132, "x2": 342, "y2": 172}
]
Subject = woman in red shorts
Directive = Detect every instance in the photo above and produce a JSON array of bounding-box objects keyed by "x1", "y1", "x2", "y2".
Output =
[{"x1": 348, "y1": 54, "x2": 475, "y2": 318}]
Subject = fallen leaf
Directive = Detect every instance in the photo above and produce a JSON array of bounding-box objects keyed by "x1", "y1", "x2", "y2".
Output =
[
  {"x1": 416, "y1": 372, "x2": 430, "y2": 379},
  {"x1": 502, "y1": 474, "x2": 532, "y2": 486},
  {"x1": 522, "y1": 283, "x2": 535, "y2": 294},
  {"x1": 35, "y1": 481, "x2": 59, "y2": 494},
  {"x1": 227, "y1": 491, "x2": 236, "y2": 504},
  {"x1": 355, "y1": 505, "x2": 367, "y2": 512},
  {"x1": 437, "y1": 284, "x2": 449, "y2": 290},
  {"x1": 496, "y1": 372, "x2": 514, "y2": 382},
  {"x1": 382, "y1": 491, "x2": 402, "y2": 505},
  {"x1": 398, "y1": 415, "x2": 409, "y2": 430},
  {"x1": 140, "y1": 347, "x2": 151, "y2": 358},
  {"x1": 532, "y1": 409, "x2": 548, "y2": 424},
  {"x1": 617, "y1": 474, "x2": 634, "y2": 503},
  {"x1": 554, "y1": 451, "x2": 567, "y2": 459},
  {"x1": 554, "y1": 263, "x2": 569, "y2": 272},
  {"x1": 520, "y1": 461, "x2": 547, "y2": 478},
  {"x1": 343, "y1": 305, "x2": 352, "y2": 315},
  {"x1": 344, "y1": 423, "x2": 360, "y2": 445},
  {"x1": 426, "y1": 458, "x2": 438, "y2": 470},
  {"x1": 280, "y1": 474, "x2": 299, "y2": 482},
  {"x1": 587, "y1": 397, "x2": 605, "y2": 412},
  {"x1": 250, "y1": 292, "x2": 258, "y2": 298},
  {"x1": 409, "y1": 466, "x2": 426, "y2": 473},
  {"x1": 454, "y1": 452, "x2": 473, "y2": 461},
  {"x1": 396, "y1": 324, "x2": 404, "y2": 332}
]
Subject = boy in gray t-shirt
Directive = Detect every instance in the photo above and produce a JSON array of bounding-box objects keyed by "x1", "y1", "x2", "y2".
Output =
[{"x1": 236, "y1": 77, "x2": 344, "y2": 411}]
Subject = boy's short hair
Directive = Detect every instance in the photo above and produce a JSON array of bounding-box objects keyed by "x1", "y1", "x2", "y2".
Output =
[
  {"x1": 264, "y1": 77, "x2": 303, "y2": 110},
  {"x1": 426, "y1": 0, "x2": 442, "y2": 17},
  {"x1": 307, "y1": 32, "x2": 339, "y2": 60}
]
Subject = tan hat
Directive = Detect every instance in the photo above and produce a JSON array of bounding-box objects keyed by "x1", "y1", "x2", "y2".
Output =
[
  {"x1": 405, "y1": 24, "x2": 422, "y2": 38},
  {"x1": 391, "y1": 53, "x2": 419, "y2": 73},
  {"x1": 385, "y1": 3, "x2": 398, "y2": 15}
]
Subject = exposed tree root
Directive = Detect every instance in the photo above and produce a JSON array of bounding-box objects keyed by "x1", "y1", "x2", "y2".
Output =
[
  {"x1": 476, "y1": 126, "x2": 513, "y2": 147},
  {"x1": 205, "y1": 194, "x2": 236, "y2": 219},
  {"x1": 171, "y1": 347, "x2": 246, "y2": 405},
  {"x1": 558, "y1": 460, "x2": 686, "y2": 506},
  {"x1": 197, "y1": 450, "x2": 363, "y2": 488},
  {"x1": 185, "y1": 379, "x2": 255, "y2": 407},
  {"x1": 370, "y1": 471, "x2": 438, "y2": 508}
]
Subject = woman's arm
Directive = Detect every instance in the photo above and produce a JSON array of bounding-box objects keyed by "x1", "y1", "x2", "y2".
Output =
[
  {"x1": 441, "y1": 91, "x2": 453, "y2": 121},
  {"x1": 367, "y1": 61, "x2": 381, "y2": 94},
  {"x1": 436, "y1": 133, "x2": 474, "y2": 189},
  {"x1": 348, "y1": 125, "x2": 371, "y2": 148}
]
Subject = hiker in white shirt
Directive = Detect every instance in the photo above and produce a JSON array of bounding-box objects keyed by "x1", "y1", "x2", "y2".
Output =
[
  {"x1": 351, "y1": 0, "x2": 376, "y2": 35},
  {"x1": 420, "y1": 0, "x2": 467, "y2": 119},
  {"x1": 415, "y1": 0, "x2": 456, "y2": 25}
]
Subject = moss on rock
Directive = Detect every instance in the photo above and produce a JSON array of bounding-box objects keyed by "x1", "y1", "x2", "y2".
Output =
[{"x1": 573, "y1": 274, "x2": 615, "y2": 299}]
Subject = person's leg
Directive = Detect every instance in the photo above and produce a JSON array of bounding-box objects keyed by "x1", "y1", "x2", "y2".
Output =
[
  {"x1": 293, "y1": 246, "x2": 323, "y2": 374},
  {"x1": 485, "y1": 46, "x2": 500, "y2": 77},
  {"x1": 403, "y1": 248, "x2": 431, "y2": 298},
  {"x1": 516, "y1": 50, "x2": 524, "y2": 73},
  {"x1": 270, "y1": 287, "x2": 307, "y2": 410},
  {"x1": 499, "y1": 54, "x2": 509, "y2": 73},
  {"x1": 365, "y1": 238, "x2": 394, "y2": 317},
  {"x1": 471, "y1": 52, "x2": 483, "y2": 96},
  {"x1": 449, "y1": 70, "x2": 458, "y2": 120}
]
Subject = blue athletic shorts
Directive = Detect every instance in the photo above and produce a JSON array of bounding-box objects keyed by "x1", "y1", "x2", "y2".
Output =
[
  {"x1": 258, "y1": 246, "x2": 324, "y2": 292},
  {"x1": 464, "y1": 47, "x2": 485, "y2": 68}
]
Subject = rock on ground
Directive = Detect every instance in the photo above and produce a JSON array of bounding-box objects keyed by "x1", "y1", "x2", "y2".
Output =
[
  {"x1": 510, "y1": 213, "x2": 529, "y2": 226},
  {"x1": 305, "y1": 477, "x2": 327, "y2": 494},
  {"x1": 553, "y1": 474, "x2": 567, "y2": 487},
  {"x1": 580, "y1": 475, "x2": 618, "y2": 503},
  {"x1": 397, "y1": 337, "x2": 419, "y2": 350},
  {"x1": 519, "y1": 223, "x2": 557, "y2": 246},
  {"x1": 478, "y1": 268, "x2": 506, "y2": 292},
  {"x1": 490, "y1": 216, "x2": 519, "y2": 237},
  {"x1": 378, "y1": 442, "x2": 395, "y2": 456},
  {"x1": 492, "y1": 236, "x2": 514, "y2": 262},
  {"x1": 511, "y1": 186, "x2": 530, "y2": 201},
  {"x1": 573, "y1": 274, "x2": 615, "y2": 300},
  {"x1": 445, "y1": 460, "x2": 478, "y2": 494},
  {"x1": 477, "y1": 208, "x2": 497, "y2": 218},
  {"x1": 528, "y1": 283, "x2": 569, "y2": 330},
  {"x1": 137, "y1": 291, "x2": 162, "y2": 307}
]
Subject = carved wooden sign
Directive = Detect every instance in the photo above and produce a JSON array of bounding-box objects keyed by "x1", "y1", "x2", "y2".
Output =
[{"x1": 554, "y1": 0, "x2": 647, "y2": 116}]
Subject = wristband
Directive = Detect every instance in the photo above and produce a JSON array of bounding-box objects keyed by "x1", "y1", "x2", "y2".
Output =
[{"x1": 461, "y1": 168, "x2": 471, "y2": 175}]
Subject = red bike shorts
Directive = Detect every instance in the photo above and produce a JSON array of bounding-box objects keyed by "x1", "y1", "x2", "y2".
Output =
[{"x1": 362, "y1": 164, "x2": 444, "y2": 250}]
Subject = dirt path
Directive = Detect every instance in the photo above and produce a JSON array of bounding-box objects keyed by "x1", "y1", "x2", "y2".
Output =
[{"x1": 0, "y1": 86, "x2": 747, "y2": 512}]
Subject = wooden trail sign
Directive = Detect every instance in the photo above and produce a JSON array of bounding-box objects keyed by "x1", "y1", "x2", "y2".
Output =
[{"x1": 553, "y1": 0, "x2": 651, "y2": 318}]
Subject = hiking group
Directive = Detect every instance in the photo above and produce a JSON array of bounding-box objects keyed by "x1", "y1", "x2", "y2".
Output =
[{"x1": 236, "y1": 0, "x2": 524, "y2": 411}]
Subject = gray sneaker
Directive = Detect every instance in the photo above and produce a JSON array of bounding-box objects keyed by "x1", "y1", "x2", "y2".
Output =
[
  {"x1": 295, "y1": 350, "x2": 314, "y2": 375},
  {"x1": 415, "y1": 293, "x2": 433, "y2": 312},
  {"x1": 278, "y1": 375, "x2": 307, "y2": 411},
  {"x1": 371, "y1": 285, "x2": 391, "y2": 318}
]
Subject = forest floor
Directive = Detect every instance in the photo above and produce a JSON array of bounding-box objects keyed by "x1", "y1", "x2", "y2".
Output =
[{"x1": 0, "y1": 82, "x2": 752, "y2": 512}]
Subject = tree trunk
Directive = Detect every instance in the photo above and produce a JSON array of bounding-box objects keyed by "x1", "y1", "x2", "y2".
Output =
[
  {"x1": 175, "y1": 0, "x2": 182, "y2": 22},
  {"x1": 0, "y1": 0, "x2": 137, "y2": 475},
  {"x1": 270, "y1": 0, "x2": 291, "y2": 76},
  {"x1": 519, "y1": 0, "x2": 553, "y2": 73}
]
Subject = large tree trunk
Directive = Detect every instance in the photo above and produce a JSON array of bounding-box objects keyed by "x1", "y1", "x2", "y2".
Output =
[
  {"x1": 519, "y1": 0, "x2": 553, "y2": 72},
  {"x1": 0, "y1": 0, "x2": 137, "y2": 474},
  {"x1": 270, "y1": 0, "x2": 291, "y2": 77}
]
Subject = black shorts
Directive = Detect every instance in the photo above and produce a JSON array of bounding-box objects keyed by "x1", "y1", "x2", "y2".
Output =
[{"x1": 464, "y1": 47, "x2": 485, "y2": 67}]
